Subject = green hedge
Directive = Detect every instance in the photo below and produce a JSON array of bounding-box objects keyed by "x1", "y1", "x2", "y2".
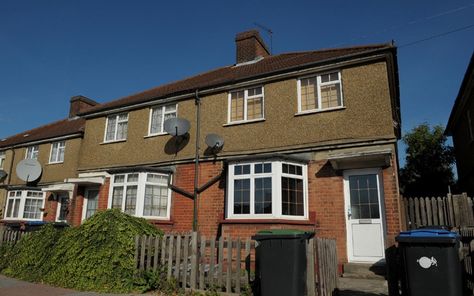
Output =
[{"x1": 0, "y1": 209, "x2": 162, "y2": 293}]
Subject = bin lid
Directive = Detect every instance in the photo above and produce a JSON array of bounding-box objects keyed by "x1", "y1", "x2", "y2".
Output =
[
  {"x1": 396, "y1": 229, "x2": 460, "y2": 244},
  {"x1": 252, "y1": 229, "x2": 314, "y2": 240}
]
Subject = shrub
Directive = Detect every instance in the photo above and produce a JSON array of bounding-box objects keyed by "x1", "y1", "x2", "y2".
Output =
[{"x1": 0, "y1": 209, "x2": 162, "y2": 293}]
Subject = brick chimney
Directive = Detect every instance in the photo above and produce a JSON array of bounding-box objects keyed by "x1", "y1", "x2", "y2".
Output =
[
  {"x1": 235, "y1": 30, "x2": 270, "y2": 64},
  {"x1": 69, "y1": 95, "x2": 99, "y2": 118}
]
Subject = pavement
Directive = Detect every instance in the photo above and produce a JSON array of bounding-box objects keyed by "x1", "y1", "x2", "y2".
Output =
[
  {"x1": 0, "y1": 274, "x2": 389, "y2": 296},
  {"x1": 338, "y1": 277, "x2": 389, "y2": 296},
  {"x1": 0, "y1": 275, "x2": 138, "y2": 296}
]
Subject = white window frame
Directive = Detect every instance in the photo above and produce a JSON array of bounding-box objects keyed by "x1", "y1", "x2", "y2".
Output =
[
  {"x1": 297, "y1": 71, "x2": 344, "y2": 114},
  {"x1": 227, "y1": 86, "x2": 265, "y2": 124},
  {"x1": 227, "y1": 160, "x2": 308, "y2": 220},
  {"x1": 104, "y1": 113, "x2": 129, "y2": 143},
  {"x1": 148, "y1": 103, "x2": 178, "y2": 136},
  {"x1": 25, "y1": 145, "x2": 39, "y2": 160},
  {"x1": 82, "y1": 187, "x2": 100, "y2": 222},
  {"x1": 4, "y1": 190, "x2": 45, "y2": 221},
  {"x1": 49, "y1": 141, "x2": 66, "y2": 164},
  {"x1": 0, "y1": 151, "x2": 5, "y2": 169},
  {"x1": 107, "y1": 172, "x2": 172, "y2": 220}
]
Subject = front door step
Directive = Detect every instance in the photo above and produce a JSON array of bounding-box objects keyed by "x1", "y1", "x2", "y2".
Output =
[{"x1": 342, "y1": 263, "x2": 386, "y2": 280}]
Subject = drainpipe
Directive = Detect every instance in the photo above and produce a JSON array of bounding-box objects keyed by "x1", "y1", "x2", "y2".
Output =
[{"x1": 193, "y1": 89, "x2": 201, "y2": 232}]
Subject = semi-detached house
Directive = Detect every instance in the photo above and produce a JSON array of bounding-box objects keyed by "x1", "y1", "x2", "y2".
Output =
[{"x1": 0, "y1": 30, "x2": 401, "y2": 265}]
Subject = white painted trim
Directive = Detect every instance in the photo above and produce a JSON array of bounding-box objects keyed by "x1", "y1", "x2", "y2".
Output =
[
  {"x1": 77, "y1": 171, "x2": 111, "y2": 178},
  {"x1": 103, "y1": 113, "x2": 129, "y2": 143},
  {"x1": 82, "y1": 187, "x2": 100, "y2": 222},
  {"x1": 227, "y1": 86, "x2": 265, "y2": 124},
  {"x1": 227, "y1": 160, "x2": 308, "y2": 220},
  {"x1": 297, "y1": 70, "x2": 344, "y2": 113},
  {"x1": 25, "y1": 145, "x2": 39, "y2": 160},
  {"x1": 0, "y1": 133, "x2": 82, "y2": 150},
  {"x1": 107, "y1": 172, "x2": 172, "y2": 220},
  {"x1": 48, "y1": 141, "x2": 66, "y2": 164},
  {"x1": 64, "y1": 177, "x2": 105, "y2": 185},
  {"x1": 4, "y1": 190, "x2": 46, "y2": 222},
  {"x1": 147, "y1": 103, "x2": 178, "y2": 136},
  {"x1": 343, "y1": 168, "x2": 386, "y2": 263}
]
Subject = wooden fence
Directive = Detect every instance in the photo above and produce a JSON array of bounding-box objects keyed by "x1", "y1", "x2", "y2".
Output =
[
  {"x1": 401, "y1": 193, "x2": 473, "y2": 229},
  {"x1": 135, "y1": 232, "x2": 338, "y2": 296},
  {"x1": 0, "y1": 226, "x2": 30, "y2": 245}
]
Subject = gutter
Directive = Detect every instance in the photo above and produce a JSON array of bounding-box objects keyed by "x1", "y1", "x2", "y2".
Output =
[
  {"x1": 0, "y1": 133, "x2": 83, "y2": 150},
  {"x1": 80, "y1": 47, "x2": 394, "y2": 118}
]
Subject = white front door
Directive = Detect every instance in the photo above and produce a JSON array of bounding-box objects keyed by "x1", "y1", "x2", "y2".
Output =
[
  {"x1": 82, "y1": 188, "x2": 99, "y2": 221},
  {"x1": 344, "y1": 169, "x2": 386, "y2": 263},
  {"x1": 56, "y1": 193, "x2": 70, "y2": 222}
]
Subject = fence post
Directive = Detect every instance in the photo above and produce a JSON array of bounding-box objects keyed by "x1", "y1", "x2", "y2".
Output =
[
  {"x1": 0, "y1": 225, "x2": 6, "y2": 246},
  {"x1": 306, "y1": 238, "x2": 316, "y2": 296},
  {"x1": 190, "y1": 232, "x2": 199, "y2": 289}
]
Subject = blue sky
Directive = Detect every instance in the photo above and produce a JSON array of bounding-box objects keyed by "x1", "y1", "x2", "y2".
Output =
[{"x1": 0, "y1": 0, "x2": 473, "y2": 168}]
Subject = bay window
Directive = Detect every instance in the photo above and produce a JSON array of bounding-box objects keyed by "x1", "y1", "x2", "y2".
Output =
[
  {"x1": 5, "y1": 190, "x2": 45, "y2": 221},
  {"x1": 227, "y1": 160, "x2": 308, "y2": 219},
  {"x1": 109, "y1": 172, "x2": 171, "y2": 219}
]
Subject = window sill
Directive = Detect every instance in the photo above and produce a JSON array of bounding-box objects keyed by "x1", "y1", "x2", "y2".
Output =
[
  {"x1": 144, "y1": 132, "x2": 168, "y2": 139},
  {"x1": 295, "y1": 106, "x2": 345, "y2": 116},
  {"x1": 48, "y1": 161, "x2": 64, "y2": 165},
  {"x1": 146, "y1": 219, "x2": 174, "y2": 225},
  {"x1": 223, "y1": 118, "x2": 265, "y2": 127},
  {"x1": 100, "y1": 139, "x2": 127, "y2": 145},
  {"x1": 220, "y1": 218, "x2": 314, "y2": 225}
]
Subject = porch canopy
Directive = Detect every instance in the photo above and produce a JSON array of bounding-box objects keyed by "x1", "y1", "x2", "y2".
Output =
[{"x1": 328, "y1": 148, "x2": 392, "y2": 170}]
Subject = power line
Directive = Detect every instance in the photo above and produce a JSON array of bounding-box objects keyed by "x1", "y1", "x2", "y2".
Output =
[{"x1": 399, "y1": 23, "x2": 474, "y2": 48}]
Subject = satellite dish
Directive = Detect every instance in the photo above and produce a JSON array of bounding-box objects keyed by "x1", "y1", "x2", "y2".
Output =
[
  {"x1": 16, "y1": 159, "x2": 42, "y2": 182},
  {"x1": 0, "y1": 170, "x2": 7, "y2": 180},
  {"x1": 164, "y1": 118, "x2": 190, "y2": 136},
  {"x1": 205, "y1": 133, "x2": 224, "y2": 150}
]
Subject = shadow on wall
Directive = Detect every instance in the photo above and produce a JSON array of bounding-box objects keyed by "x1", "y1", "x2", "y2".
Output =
[
  {"x1": 315, "y1": 161, "x2": 341, "y2": 178},
  {"x1": 164, "y1": 134, "x2": 190, "y2": 155}
]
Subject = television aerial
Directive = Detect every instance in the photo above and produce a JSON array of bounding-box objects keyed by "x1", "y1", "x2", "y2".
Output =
[{"x1": 163, "y1": 118, "x2": 190, "y2": 136}]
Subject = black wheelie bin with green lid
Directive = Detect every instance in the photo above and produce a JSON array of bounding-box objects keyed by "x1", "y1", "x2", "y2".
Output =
[
  {"x1": 396, "y1": 228, "x2": 462, "y2": 296},
  {"x1": 252, "y1": 229, "x2": 314, "y2": 296}
]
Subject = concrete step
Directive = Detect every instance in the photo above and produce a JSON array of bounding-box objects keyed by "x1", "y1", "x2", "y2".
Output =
[{"x1": 343, "y1": 263, "x2": 386, "y2": 280}]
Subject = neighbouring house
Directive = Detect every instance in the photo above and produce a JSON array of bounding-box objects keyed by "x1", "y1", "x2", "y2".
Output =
[
  {"x1": 1, "y1": 30, "x2": 401, "y2": 266},
  {"x1": 0, "y1": 96, "x2": 98, "y2": 226},
  {"x1": 446, "y1": 52, "x2": 474, "y2": 196}
]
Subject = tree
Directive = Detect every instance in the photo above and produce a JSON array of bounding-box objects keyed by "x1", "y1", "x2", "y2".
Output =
[{"x1": 399, "y1": 123, "x2": 455, "y2": 196}]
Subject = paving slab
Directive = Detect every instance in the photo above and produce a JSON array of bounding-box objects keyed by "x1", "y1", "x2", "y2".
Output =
[
  {"x1": 338, "y1": 277, "x2": 389, "y2": 296},
  {"x1": 0, "y1": 275, "x2": 138, "y2": 296}
]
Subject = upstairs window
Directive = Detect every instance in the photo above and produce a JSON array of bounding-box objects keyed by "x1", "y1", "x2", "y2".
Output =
[
  {"x1": 105, "y1": 113, "x2": 128, "y2": 142},
  {"x1": 5, "y1": 190, "x2": 45, "y2": 221},
  {"x1": 228, "y1": 86, "x2": 264, "y2": 123},
  {"x1": 298, "y1": 71, "x2": 343, "y2": 113},
  {"x1": 25, "y1": 145, "x2": 39, "y2": 160},
  {"x1": 49, "y1": 141, "x2": 66, "y2": 163},
  {"x1": 149, "y1": 104, "x2": 177, "y2": 135},
  {"x1": 109, "y1": 172, "x2": 171, "y2": 219},
  {"x1": 227, "y1": 160, "x2": 307, "y2": 219},
  {"x1": 0, "y1": 151, "x2": 5, "y2": 169}
]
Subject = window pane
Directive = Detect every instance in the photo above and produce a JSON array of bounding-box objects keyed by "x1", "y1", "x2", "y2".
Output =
[
  {"x1": 112, "y1": 187, "x2": 123, "y2": 209},
  {"x1": 230, "y1": 91, "x2": 244, "y2": 122},
  {"x1": 255, "y1": 177, "x2": 272, "y2": 214},
  {"x1": 247, "y1": 97, "x2": 263, "y2": 120},
  {"x1": 13, "y1": 199, "x2": 20, "y2": 217},
  {"x1": 23, "y1": 198, "x2": 42, "y2": 219},
  {"x1": 255, "y1": 164, "x2": 262, "y2": 174},
  {"x1": 348, "y1": 175, "x2": 380, "y2": 219},
  {"x1": 127, "y1": 173, "x2": 139, "y2": 182},
  {"x1": 58, "y1": 146, "x2": 65, "y2": 162},
  {"x1": 281, "y1": 177, "x2": 304, "y2": 216},
  {"x1": 50, "y1": 143, "x2": 58, "y2": 162},
  {"x1": 86, "y1": 190, "x2": 99, "y2": 219},
  {"x1": 147, "y1": 173, "x2": 167, "y2": 184},
  {"x1": 116, "y1": 121, "x2": 128, "y2": 140},
  {"x1": 144, "y1": 184, "x2": 168, "y2": 217},
  {"x1": 124, "y1": 186, "x2": 137, "y2": 215},
  {"x1": 114, "y1": 175, "x2": 125, "y2": 183},
  {"x1": 248, "y1": 87, "x2": 262, "y2": 96},
  {"x1": 234, "y1": 165, "x2": 250, "y2": 175},
  {"x1": 106, "y1": 116, "x2": 117, "y2": 141},
  {"x1": 263, "y1": 163, "x2": 271, "y2": 173},
  {"x1": 150, "y1": 107, "x2": 163, "y2": 134},
  {"x1": 320, "y1": 83, "x2": 342, "y2": 109},
  {"x1": 300, "y1": 77, "x2": 318, "y2": 111},
  {"x1": 233, "y1": 179, "x2": 250, "y2": 214},
  {"x1": 6, "y1": 199, "x2": 14, "y2": 217}
]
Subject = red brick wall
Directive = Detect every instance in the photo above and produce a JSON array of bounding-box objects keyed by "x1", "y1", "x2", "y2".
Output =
[
  {"x1": 69, "y1": 186, "x2": 84, "y2": 226},
  {"x1": 382, "y1": 152, "x2": 401, "y2": 246},
  {"x1": 98, "y1": 177, "x2": 110, "y2": 210}
]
